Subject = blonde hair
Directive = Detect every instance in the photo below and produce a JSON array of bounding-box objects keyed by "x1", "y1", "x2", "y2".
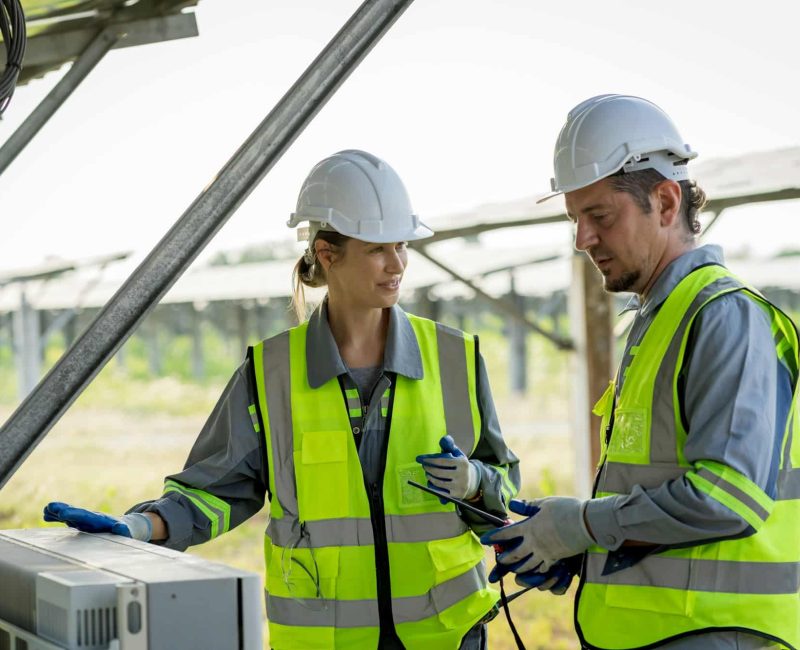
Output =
[{"x1": 291, "y1": 230, "x2": 350, "y2": 322}]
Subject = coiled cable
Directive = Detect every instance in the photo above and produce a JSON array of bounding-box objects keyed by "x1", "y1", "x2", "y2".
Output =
[{"x1": 0, "y1": 0, "x2": 26, "y2": 116}]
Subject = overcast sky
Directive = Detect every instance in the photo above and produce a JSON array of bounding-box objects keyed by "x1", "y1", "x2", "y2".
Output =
[{"x1": 1, "y1": 0, "x2": 799, "y2": 274}]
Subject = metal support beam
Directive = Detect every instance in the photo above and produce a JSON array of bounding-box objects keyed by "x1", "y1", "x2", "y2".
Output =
[
  {"x1": 12, "y1": 290, "x2": 42, "y2": 400},
  {"x1": 0, "y1": 0, "x2": 415, "y2": 489},
  {"x1": 423, "y1": 213, "x2": 567, "y2": 245},
  {"x1": 568, "y1": 253, "x2": 614, "y2": 497},
  {"x1": 507, "y1": 275, "x2": 527, "y2": 394},
  {"x1": 413, "y1": 245, "x2": 573, "y2": 351},
  {"x1": 6, "y1": 13, "x2": 199, "y2": 85},
  {"x1": 704, "y1": 188, "x2": 800, "y2": 215},
  {"x1": 0, "y1": 27, "x2": 121, "y2": 176}
]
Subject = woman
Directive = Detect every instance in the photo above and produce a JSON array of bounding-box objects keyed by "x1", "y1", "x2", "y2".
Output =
[{"x1": 44, "y1": 150, "x2": 520, "y2": 650}]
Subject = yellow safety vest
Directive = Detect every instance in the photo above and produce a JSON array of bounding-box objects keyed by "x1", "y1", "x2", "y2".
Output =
[
  {"x1": 576, "y1": 265, "x2": 800, "y2": 650},
  {"x1": 252, "y1": 314, "x2": 498, "y2": 649}
]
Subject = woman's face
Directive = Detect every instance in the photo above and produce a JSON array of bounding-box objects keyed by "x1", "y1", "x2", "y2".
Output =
[{"x1": 319, "y1": 238, "x2": 408, "y2": 310}]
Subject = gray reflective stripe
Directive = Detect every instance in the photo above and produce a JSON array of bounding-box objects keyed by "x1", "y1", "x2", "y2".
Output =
[
  {"x1": 778, "y1": 468, "x2": 800, "y2": 500},
  {"x1": 262, "y1": 331, "x2": 300, "y2": 519},
  {"x1": 163, "y1": 481, "x2": 229, "y2": 538},
  {"x1": 266, "y1": 592, "x2": 378, "y2": 628},
  {"x1": 393, "y1": 562, "x2": 487, "y2": 623},
  {"x1": 601, "y1": 462, "x2": 800, "y2": 507},
  {"x1": 346, "y1": 396, "x2": 362, "y2": 416},
  {"x1": 435, "y1": 322, "x2": 473, "y2": 453},
  {"x1": 380, "y1": 393, "x2": 389, "y2": 416},
  {"x1": 695, "y1": 467, "x2": 770, "y2": 522},
  {"x1": 268, "y1": 512, "x2": 468, "y2": 547},
  {"x1": 247, "y1": 404, "x2": 261, "y2": 433},
  {"x1": 601, "y1": 461, "x2": 687, "y2": 494},
  {"x1": 385, "y1": 512, "x2": 468, "y2": 543},
  {"x1": 783, "y1": 398, "x2": 796, "y2": 473},
  {"x1": 268, "y1": 516, "x2": 372, "y2": 547},
  {"x1": 585, "y1": 552, "x2": 800, "y2": 595},
  {"x1": 649, "y1": 275, "x2": 744, "y2": 465},
  {"x1": 266, "y1": 562, "x2": 486, "y2": 628}
]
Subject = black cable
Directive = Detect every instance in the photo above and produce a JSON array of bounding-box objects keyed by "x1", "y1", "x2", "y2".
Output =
[
  {"x1": 0, "y1": 0, "x2": 26, "y2": 117},
  {"x1": 499, "y1": 575, "x2": 527, "y2": 650}
]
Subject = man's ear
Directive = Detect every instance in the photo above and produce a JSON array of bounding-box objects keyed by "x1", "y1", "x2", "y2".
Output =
[{"x1": 653, "y1": 180, "x2": 682, "y2": 228}]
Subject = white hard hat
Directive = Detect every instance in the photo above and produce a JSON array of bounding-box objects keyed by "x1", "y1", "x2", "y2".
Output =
[
  {"x1": 287, "y1": 149, "x2": 433, "y2": 243},
  {"x1": 538, "y1": 94, "x2": 698, "y2": 203}
]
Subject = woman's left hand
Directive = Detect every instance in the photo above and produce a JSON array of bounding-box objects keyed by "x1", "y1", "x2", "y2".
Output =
[{"x1": 416, "y1": 435, "x2": 481, "y2": 501}]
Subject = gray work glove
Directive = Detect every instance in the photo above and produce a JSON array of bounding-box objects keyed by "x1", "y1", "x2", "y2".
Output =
[
  {"x1": 416, "y1": 435, "x2": 481, "y2": 501},
  {"x1": 481, "y1": 497, "x2": 594, "y2": 572},
  {"x1": 44, "y1": 502, "x2": 153, "y2": 542}
]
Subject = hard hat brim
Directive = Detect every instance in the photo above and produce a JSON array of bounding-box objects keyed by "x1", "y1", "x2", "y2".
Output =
[
  {"x1": 353, "y1": 221, "x2": 434, "y2": 244},
  {"x1": 535, "y1": 190, "x2": 564, "y2": 205}
]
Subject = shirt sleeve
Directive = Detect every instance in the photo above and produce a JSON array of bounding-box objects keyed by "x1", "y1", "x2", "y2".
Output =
[
  {"x1": 585, "y1": 291, "x2": 790, "y2": 551},
  {"x1": 462, "y1": 346, "x2": 522, "y2": 532},
  {"x1": 128, "y1": 355, "x2": 269, "y2": 551}
]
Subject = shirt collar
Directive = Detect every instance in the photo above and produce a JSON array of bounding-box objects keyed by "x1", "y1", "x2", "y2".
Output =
[
  {"x1": 305, "y1": 301, "x2": 423, "y2": 388},
  {"x1": 624, "y1": 244, "x2": 726, "y2": 316}
]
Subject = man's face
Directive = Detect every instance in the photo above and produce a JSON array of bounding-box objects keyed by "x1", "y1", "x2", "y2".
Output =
[{"x1": 565, "y1": 177, "x2": 665, "y2": 295}]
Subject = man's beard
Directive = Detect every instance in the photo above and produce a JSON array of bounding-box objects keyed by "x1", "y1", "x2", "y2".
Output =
[{"x1": 604, "y1": 270, "x2": 640, "y2": 293}]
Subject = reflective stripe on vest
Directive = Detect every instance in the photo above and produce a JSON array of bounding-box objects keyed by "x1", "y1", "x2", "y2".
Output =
[
  {"x1": 253, "y1": 315, "x2": 497, "y2": 650},
  {"x1": 577, "y1": 264, "x2": 800, "y2": 650}
]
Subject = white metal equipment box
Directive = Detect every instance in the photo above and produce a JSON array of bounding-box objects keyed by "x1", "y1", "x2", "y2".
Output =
[{"x1": 0, "y1": 529, "x2": 263, "y2": 650}]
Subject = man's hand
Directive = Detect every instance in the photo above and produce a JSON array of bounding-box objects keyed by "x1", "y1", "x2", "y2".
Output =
[
  {"x1": 481, "y1": 497, "x2": 593, "y2": 572},
  {"x1": 512, "y1": 554, "x2": 582, "y2": 595},
  {"x1": 43, "y1": 502, "x2": 152, "y2": 542},
  {"x1": 416, "y1": 435, "x2": 481, "y2": 502}
]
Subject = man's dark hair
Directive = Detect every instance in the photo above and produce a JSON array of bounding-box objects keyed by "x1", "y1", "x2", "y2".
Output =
[{"x1": 608, "y1": 167, "x2": 706, "y2": 236}]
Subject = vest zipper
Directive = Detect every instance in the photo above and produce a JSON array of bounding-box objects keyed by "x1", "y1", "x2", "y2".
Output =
[
  {"x1": 365, "y1": 374, "x2": 403, "y2": 648},
  {"x1": 368, "y1": 479, "x2": 405, "y2": 648}
]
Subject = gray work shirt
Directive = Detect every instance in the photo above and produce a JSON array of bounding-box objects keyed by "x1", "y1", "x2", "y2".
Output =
[{"x1": 131, "y1": 303, "x2": 520, "y2": 549}]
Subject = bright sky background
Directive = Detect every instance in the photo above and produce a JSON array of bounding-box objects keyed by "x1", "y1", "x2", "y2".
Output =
[{"x1": 1, "y1": 0, "x2": 799, "y2": 274}]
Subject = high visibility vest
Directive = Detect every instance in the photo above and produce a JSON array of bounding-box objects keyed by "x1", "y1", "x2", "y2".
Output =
[
  {"x1": 576, "y1": 264, "x2": 800, "y2": 650},
  {"x1": 251, "y1": 314, "x2": 498, "y2": 650}
]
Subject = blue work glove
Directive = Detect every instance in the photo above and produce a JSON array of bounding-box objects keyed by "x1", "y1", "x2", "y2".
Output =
[
  {"x1": 513, "y1": 556, "x2": 580, "y2": 595},
  {"x1": 43, "y1": 502, "x2": 152, "y2": 542},
  {"x1": 481, "y1": 497, "x2": 593, "y2": 572},
  {"x1": 416, "y1": 435, "x2": 481, "y2": 503},
  {"x1": 482, "y1": 504, "x2": 578, "y2": 596}
]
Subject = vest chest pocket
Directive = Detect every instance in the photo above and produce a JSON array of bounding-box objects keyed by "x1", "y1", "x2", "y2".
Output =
[
  {"x1": 296, "y1": 430, "x2": 351, "y2": 520},
  {"x1": 607, "y1": 408, "x2": 650, "y2": 462}
]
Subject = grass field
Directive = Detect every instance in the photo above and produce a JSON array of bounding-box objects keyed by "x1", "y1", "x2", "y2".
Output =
[{"x1": 0, "y1": 328, "x2": 583, "y2": 649}]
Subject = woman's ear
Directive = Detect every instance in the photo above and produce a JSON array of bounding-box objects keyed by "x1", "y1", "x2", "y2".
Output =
[{"x1": 315, "y1": 240, "x2": 334, "y2": 273}]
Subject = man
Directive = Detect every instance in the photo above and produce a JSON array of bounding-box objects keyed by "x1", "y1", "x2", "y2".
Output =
[{"x1": 482, "y1": 94, "x2": 799, "y2": 649}]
